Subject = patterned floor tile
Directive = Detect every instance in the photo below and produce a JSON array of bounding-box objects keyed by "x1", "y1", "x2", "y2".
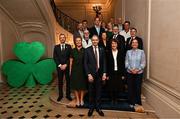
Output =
[{"x1": 0, "y1": 80, "x2": 158, "y2": 118}]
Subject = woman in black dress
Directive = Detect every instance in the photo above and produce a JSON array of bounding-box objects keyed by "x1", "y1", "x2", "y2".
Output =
[
  {"x1": 69, "y1": 37, "x2": 87, "y2": 107},
  {"x1": 107, "y1": 39, "x2": 125, "y2": 103}
]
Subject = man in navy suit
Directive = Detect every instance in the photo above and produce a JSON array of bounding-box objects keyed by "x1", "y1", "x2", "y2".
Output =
[
  {"x1": 89, "y1": 17, "x2": 105, "y2": 38},
  {"x1": 84, "y1": 35, "x2": 107, "y2": 117},
  {"x1": 53, "y1": 34, "x2": 72, "y2": 102}
]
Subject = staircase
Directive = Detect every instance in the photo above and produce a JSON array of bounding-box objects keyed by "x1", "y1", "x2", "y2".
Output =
[
  {"x1": 50, "y1": 0, "x2": 79, "y2": 34},
  {"x1": 48, "y1": 0, "x2": 148, "y2": 112}
]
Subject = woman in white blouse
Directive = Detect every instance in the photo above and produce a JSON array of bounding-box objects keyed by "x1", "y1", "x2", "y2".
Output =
[{"x1": 107, "y1": 39, "x2": 125, "y2": 103}]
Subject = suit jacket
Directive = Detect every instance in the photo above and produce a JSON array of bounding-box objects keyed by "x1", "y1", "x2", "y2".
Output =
[
  {"x1": 89, "y1": 26, "x2": 105, "y2": 38},
  {"x1": 84, "y1": 46, "x2": 106, "y2": 77},
  {"x1": 53, "y1": 44, "x2": 72, "y2": 68},
  {"x1": 126, "y1": 36, "x2": 143, "y2": 51},
  {"x1": 107, "y1": 50, "x2": 125, "y2": 77}
]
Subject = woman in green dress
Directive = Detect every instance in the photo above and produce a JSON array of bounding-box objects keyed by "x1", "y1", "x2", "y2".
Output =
[{"x1": 69, "y1": 36, "x2": 87, "y2": 107}]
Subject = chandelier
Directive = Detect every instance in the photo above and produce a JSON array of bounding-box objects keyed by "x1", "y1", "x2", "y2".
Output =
[{"x1": 92, "y1": 4, "x2": 102, "y2": 17}]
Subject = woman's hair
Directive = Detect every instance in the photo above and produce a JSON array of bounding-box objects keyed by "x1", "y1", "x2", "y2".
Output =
[
  {"x1": 74, "y1": 36, "x2": 82, "y2": 46},
  {"x1": 75, "y1": 36, "x2": 82, "y2": 41},
  {"x1": 131, "y1": 38, "x2": 139, "y2": 47},
  {"x1": 101, "y1": 31, "x2": 107, "y2": 36},
  {"x1": 110, "y1": 39, "x2": 119, "y2": 48}
]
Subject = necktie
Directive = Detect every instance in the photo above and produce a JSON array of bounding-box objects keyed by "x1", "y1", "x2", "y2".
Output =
[
  {"x1": 85, "y1": 39, "x2": 89, "y2": 44},
  {"x1": 94, "y1": 46, "x2": 98, "y2": 71},
  {"x1": 129, "y1": 37, "x2": 133, "y2": 45},
  {"x1": 129, "y1": 37, "x2": 135, "y2": 45},
  {"x1": 113, "y1": 34, "x2": 117, "y2": 39},
  {"x1": 62, "y1": 44, "x2": 65, "y2": 51}
]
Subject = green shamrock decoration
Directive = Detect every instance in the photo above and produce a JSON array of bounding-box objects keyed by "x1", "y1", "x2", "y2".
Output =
[{"x1": 2, "y1": 41, "x2": 56, "y2": 88}]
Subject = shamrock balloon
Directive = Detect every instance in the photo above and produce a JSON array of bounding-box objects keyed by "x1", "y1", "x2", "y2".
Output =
[{"x1": 2, "y1": 41, "x2": 56, "y2": 88}]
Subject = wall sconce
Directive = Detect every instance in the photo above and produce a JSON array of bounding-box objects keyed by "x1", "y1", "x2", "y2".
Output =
[{"x1": 92, "y1": 4, "x2": 102, "y2": 17}]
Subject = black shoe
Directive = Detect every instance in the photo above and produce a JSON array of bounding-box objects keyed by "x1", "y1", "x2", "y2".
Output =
[
  {"x1": 88, "y1": 109, "x2": 94, "y2": 117},
  {"x1": 66, "y1": 96, "x2": 72, "y2": 101},
  {"x1": 57, "y1": 96, "x2": 63, "y2": 102},
  {"x1": 96, "y1": 109, "x2": 104, "y2": 116}
]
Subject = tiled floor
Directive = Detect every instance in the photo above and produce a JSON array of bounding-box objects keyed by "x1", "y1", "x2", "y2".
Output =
[{"x1": 0, "y1": 79, "x2": 159, "y2": 119}]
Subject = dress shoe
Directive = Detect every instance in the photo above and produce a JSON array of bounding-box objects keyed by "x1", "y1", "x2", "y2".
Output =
[
  {"x1": 66, "y1": 96, "x2": 72, "y2": 101},
  {"x1": 57, "y1": 96, "x2": 63, "y2": 102},
  {"x1": 88, "y1": 109, "x2": 94, "y2": 117},
  {"x1": 96, "y1": 109, "x2": 104, "y2": 116}
]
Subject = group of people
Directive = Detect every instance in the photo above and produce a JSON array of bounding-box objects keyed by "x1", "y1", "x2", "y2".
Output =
[{"x1": 53, "y1": 16, "x2": 146, "y2": 117}]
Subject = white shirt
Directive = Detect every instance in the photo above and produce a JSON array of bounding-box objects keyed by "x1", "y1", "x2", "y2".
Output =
[
  {"x1": 112, "y1": 50, "x2": 118, "y2": 71},
  {"x1": 93, "y1": 45, "x2": 99, "y2": 69},
  {"x1": 113, "y1": 34, "x2": 118, "y2": 39},
  {"x1": 61, "y1": 44, "x2": 65, "y2": 51},
  {"x1": 95, "y1": 25, "x2": 100, "y2": 36},
  {"x1": 58, "y1": 43, "x2": 65, "y2": 67},
  {"x1": 120, "y1": 29, "x2": 131, "y2": 42},
  {"x1": 82, "y1": 38, "x2": 92, "y2": 49},
  {"x1": 78, "y1": 30, "x2": 84, "y2": 39}
]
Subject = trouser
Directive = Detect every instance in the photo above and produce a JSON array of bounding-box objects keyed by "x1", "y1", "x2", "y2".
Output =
[
  {"x1": 57, "y1": 68, "x2": 71, "y2": 97},
  {"x1": 127, "y1": 73, "x2": 143, "y2": 105},
  {"x1": 88, "y1": 72, "x2": 102, "y2": 110},
  {"x1": 109, "y1": 71, "x2": 123, "y2": 100}
]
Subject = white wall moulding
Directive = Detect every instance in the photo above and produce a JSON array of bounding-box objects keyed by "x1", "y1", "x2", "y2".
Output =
[
  {"x1": 148, "y1": 78, "x2": 180, "y2": 100},
  {"x1": 146, "y1": 0, "x2": 151, "y2": 79},
  {"x1": 143, "y1": 79, "x2": 180, "y2": 118}
]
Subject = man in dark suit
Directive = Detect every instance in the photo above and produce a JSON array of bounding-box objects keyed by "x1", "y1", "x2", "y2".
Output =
[
  {"x1": 84, "y1": 35, "x2": 107, "y2": 117},
  {"x1": 126, "y1": 27, "x2": 143, "y2": 51},
  {"x1": 73, "y1": 22, "x2": 84, "y2": 42},
  {"x1": 111, "y1": 25, "x2": 126, "y2": 57},
  {"x1": 89, "y1": 17, "x2": 105, "y2": 38},
  {"x1": 82, "y1": 19, "x2": 90, "y2": 31},
  {"x1": 53, "y1": 33, "x2": 72, "y2": 102}
]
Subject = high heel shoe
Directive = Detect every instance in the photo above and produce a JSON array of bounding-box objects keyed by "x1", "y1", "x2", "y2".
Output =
[
  {"x1": 76, "y1": 102, "x2": 80, "y2": 108},
  {"x1": 80, "y1": 101, "x2": 84, "y2": 107}
]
